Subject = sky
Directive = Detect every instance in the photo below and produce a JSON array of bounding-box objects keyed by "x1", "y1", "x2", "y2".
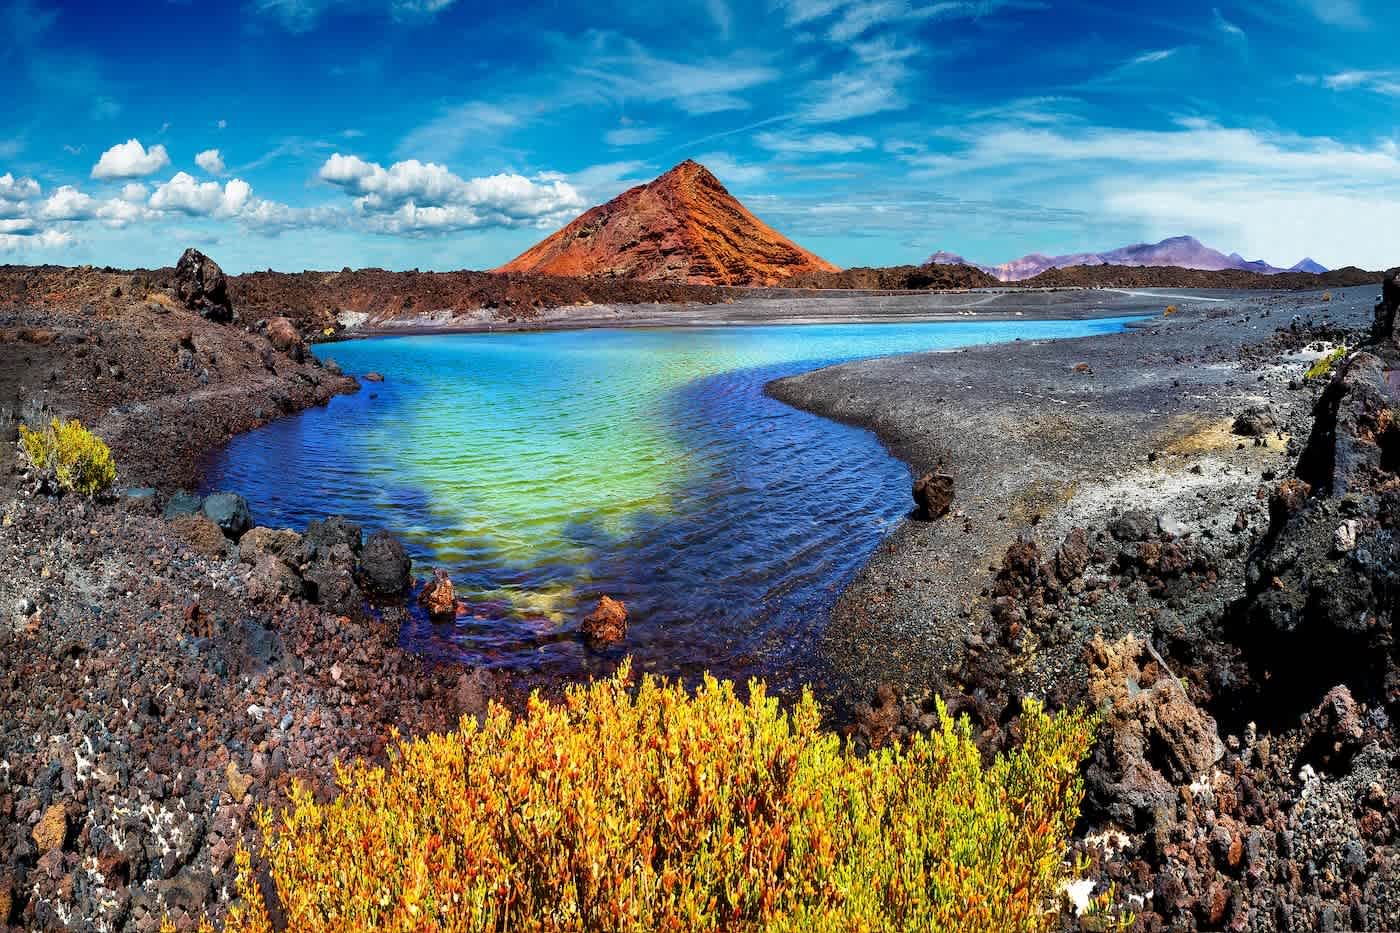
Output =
[{"x1": 1, "y1": 0, "x2": 1397, "y2": 273}]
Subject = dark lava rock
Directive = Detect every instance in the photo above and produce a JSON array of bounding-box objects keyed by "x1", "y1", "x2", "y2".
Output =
[
  {"x1": 201, "y1": 492, "x2": 253, "y2": 540},
  {"x1": 1054, "y1": 527, "x2": 1090, "y2": 583},
  {"x1": 580, "y1": 595, "x2": 628, "y2": 647},
  {"x1": 1301, "y1": 684, "x2": 1366, "y2": 772},
  {"x1": 417, "y1": 568, "x2": 456, "y2": 619},
  {"x1": 1109, "y1": 510, "x2": 1154, "y2": 542},
  {"x1": 1232, "y1": 404, "x2": 1277, "y2": 437},
  {"x1": 304, "y1": 515, "x2": 363, "y2": 560},
  {"x1": 303, "y1": 561, "x2": 362, "y2": 617},
  {"x1": 912, "y1": 471, "x2": 955, "y2": 520},
  {"x1": 173, "y1": 248, "x2": 233, "y2": 323},
  {"x1": 163, "y1": 489, "x2": 203, "y2": 520},
  {"x1": 361, "y1": 529, "x2": 411, "y2": 595}
]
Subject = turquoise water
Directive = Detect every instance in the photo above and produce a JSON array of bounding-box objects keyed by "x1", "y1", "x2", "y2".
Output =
[{"x1": 203, "y1": 317, "x2": 1138, "y2": 688}]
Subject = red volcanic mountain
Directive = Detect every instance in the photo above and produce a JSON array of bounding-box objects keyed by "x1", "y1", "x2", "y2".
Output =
[{"x1": 495, "y1": 160, "x2": 839, "y2": 286}]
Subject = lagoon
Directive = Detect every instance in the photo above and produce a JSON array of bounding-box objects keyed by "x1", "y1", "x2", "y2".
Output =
[{"x1": 202, "y1": 317, "x2": 1139, "y2": 689}]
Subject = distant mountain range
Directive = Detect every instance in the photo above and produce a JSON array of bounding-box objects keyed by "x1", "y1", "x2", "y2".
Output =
[
  {"x1": 496, "y1": 160, "x2": 837, "y2": 286},
  {"x1": 928, "y1": 236, "x2": 1329, "y2": 282}
]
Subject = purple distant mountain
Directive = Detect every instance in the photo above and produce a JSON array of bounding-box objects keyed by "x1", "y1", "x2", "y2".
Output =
[{"x1": 927, "y1": 236, "x2": 1330, "y2": 282}]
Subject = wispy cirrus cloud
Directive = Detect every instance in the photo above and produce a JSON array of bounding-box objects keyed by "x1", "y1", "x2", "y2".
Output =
[
  {"x1": 1305, "y1": 70, "x2": 1400, "y2": 97},
  {"x1": 250, "y1": 0, "x2": 459, "y2": 32}
]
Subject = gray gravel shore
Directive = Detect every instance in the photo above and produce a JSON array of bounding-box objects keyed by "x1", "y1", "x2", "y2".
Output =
[{"x1": 768, "y1": 285, "x2": 1374, "y2": 696}]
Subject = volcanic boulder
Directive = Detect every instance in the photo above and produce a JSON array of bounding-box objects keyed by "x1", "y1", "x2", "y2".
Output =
[
  {"x1": 496, "y1": 160, "x2": 838, "y2": 286},
  {"x1": 265, "y1": 316, "x2": 305, "y2": 362},
  {"x1": 912, "y1": 471, "x2": 954, "y2": 520},
  {"x1": 417, "y1": 568, "x2": 455, "y2": 619},
  {"x1": 581, "y1": 595, "x2": 628, "y2": 647},
  {"x1": 361, "y1": 529, "x2": 412, "y2": 595},
  {"x1": 173, "y1": 248, "x2": 233, "y2": 323}
]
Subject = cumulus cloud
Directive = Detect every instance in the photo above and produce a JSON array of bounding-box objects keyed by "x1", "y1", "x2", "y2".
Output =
[
  {"x1": 318, "y1": 153, "x2": 585, "y2": 230},
  {"x1": 149, "y1": 172, "x2": 253, "y2": 216},
  {"x1": 195, "y1": 148, "x2": 226, "y2": 175},
  {"x1": 0, "y1": 172, "x2": 40, "y2": 200},
  {"x1": 91, "y1": 139, "x2": 171, "y2": 179}
]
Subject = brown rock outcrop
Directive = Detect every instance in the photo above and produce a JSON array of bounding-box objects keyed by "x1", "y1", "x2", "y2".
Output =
[
  {"x1": 1083, "y1": 635, "x2": 1224, "y2": 829},
  {"x1": 912, "y1": 471, "x2": 954, "y2": 520},
  {"x1": 581, "y1": 595, "x2": 628, "y2": 647},
  {"x1": 417, "y1": 568, "x2": 455, "y2": 619},
  {"x1": 495, "y1": 160, "x2": 838, "y2": 286}
]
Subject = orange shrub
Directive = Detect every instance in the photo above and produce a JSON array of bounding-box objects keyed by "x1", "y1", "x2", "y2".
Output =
[{"x1": 192, "y1": 662, "x2": 1098, "y2": 932}]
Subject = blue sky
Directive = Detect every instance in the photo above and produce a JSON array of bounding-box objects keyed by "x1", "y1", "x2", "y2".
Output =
[{"x1": 1, "y1": 0, "x2": 1397, "y2": 272}]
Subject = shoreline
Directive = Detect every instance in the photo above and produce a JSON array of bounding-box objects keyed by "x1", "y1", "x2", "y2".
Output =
[
  {"x1": 768, "y1": 283, "x2": 1400, "y2": 928},
  {"x1": 335, "y1": 287, "x2": 1242, "y2": 339},
  {"x1": 3, "y1": 260, "x2": 1395, "y2": 930}
]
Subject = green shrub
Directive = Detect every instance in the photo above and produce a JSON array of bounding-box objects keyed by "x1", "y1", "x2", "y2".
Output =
[
  {"x1": 200, "y1": 663, "x2": 1097, "y2": 933},
  {"x1": 18, "y1": 417, "x2": 117, "y2": 497},
  {"x1": 1305, "y1": 346, "x2": 1347, "y2": 380}
]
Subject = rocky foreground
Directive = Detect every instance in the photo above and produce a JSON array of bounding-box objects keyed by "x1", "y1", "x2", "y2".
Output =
[
  {"x1": 773, "y1": 277, "x2": 1400, "y2": 929},
  {"x1": 0, "y1": 252, "x2": 507, "y2": 931},
  {"x1": 3, "y1": 248, "x2": 1398, "y2": 930}
]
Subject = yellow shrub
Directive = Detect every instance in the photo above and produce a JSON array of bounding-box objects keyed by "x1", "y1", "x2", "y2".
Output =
[
  {"x1": 18, "y1": 417, "x2": 117, "y2": 497},
  {"x1": 203, "y1": 663, "x2": 1097, "y2": 933},
  {"x1": 1306, "y1": 346, "x2": 1347, "y2": 380}
]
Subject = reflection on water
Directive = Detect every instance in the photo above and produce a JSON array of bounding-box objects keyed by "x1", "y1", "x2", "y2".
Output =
[{"x1": 202, "y1": 318, "x2": 1137, "y2": 690}]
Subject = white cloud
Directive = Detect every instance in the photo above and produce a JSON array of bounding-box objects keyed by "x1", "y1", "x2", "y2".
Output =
[
  {"x1": 754, "y1": 130, "x2": 876, "y2": 154},
  {"x1": 799, "y1": 60, "x2": 909, "y2": 122},
  {"x1": 1318, "y1": 70, "x2": 1400, "y2": 97},
  {"x1": 0, "y1": 229, "x2": 72, "y2": 252},
  {"x1": 119, "y1": 182, "x2": 148, "y2": 202},
  {"x1": 1128, "y1": 48, "x2": 1177, "y2": 66},
  {"x1": 694, "y1": 152, "x2": 767, "y2": 187},
  {"x1": 0, "y1": 172, "x2": 40, "y2": 200},
  {"x1": 1213, "y1": 7, "x2": 1244, "y2": 39},
  {"x1": 906, "y1": 118, "x2": 1400, "y2": 269},
  {"x1": 254, "y1": 0, "x2": 458, "y2": 31},
  {"x1": 604, "y1": 126, "x2": 666, "y2": 146},
  {"x1": 319, "y1": 153, "x2": 585, "y2": 231},
  {"x1": 91, "y1": 139, "x2": 171, "y2": 179},
  {"x1": 195, "y1": 148, "x2": 226, "y2": 175},
  {"x1": 1295, "y1": 0, "x2": 1366, "y2": 27},
  {"x1": 395, "y1": 102, "x2": 520, "y2": 161},
  {"x1": 573, "y1": 34, "x2": 778, "y2": 117},
  {"x1": 38, "y1": 185, "x2": 98, "y2": 220},
  {"x1": 148, "y1": 172, "x2": 252, "y2": 216}
]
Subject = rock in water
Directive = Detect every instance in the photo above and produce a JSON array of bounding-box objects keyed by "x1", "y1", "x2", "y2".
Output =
[
  {"x1": 304, "y1": 515, "x2": 363, "y2": 560},
  {"x1": 581, "y1": 595, "x2": 628, "y2": 646},
  {"x1": 173, "y1": 248, "x2": 232, "y2": 323},
  {"x1": 265, "y1": 316, "x2": 305, "y2": 362},
  {"x1": 201, "y1": 492, "x2": 253, "y2": 540},
  {"x1": 417, "y1": 568, "x2": 455, "y2": 618},
  {"x1": 912, "y1": 471, "x2": 954, "y2": 520},
  {"x1": 361, "y1": 530, "x2": 411, "y2": 595}
]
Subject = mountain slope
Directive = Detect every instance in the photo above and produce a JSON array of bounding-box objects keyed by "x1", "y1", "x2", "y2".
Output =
[
  {"x1": 928, "y1": 236, "x2": 1329, "y2": 282},
  {"x1": 495, "y1": 160, "x2": 838, "y2": 286}
]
